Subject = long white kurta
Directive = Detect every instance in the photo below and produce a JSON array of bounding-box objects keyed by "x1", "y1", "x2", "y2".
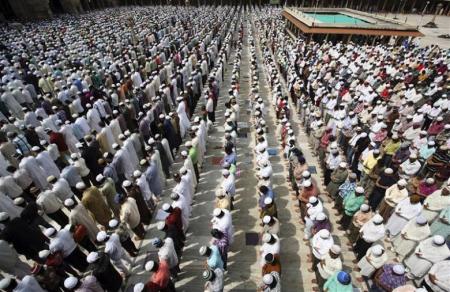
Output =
[
  {"x1": 176, "y1": 101, "x2": 190, "y2": 137},
  {"x1": 36, "y1": 151, "x2": 61, "y2": 179},
  {"x1": 114, "y1": 149, "x2": 134, "y2": 180},
  {"x1": 404, "y1": 237, "x2": 450, "y2": 279},
  {"x1": 158, "y1": 238, "x2": 178, "y2": 269},
  {"x1": 211, "y1": 209, "x2": 234, "y2": 244},
  {"x1": 311, "y1": 229, "x2": 334, "y2": 260},
  {"x1": 183, "y1": 157, "x2": 197, "y2": 186},
  {"x1": 386, "y1": 199, "x2": 423, "y2": 237},
  {"x1": 19, "y1": 156, "x2": 49, "y2": 190},
  {"x1": 421, "y1": 190, "x2": 450, "y2": 222},
  {"x1": 61, "y1": 125, "x2": 80, "y2": 153},
  {"x1": 99, "y1": 126, "x2": 116, "y2": 154},
  {"x1": 136, "y1": 175, "x2": 153, "y2": 202},
  {"x1": 392, "y1": 220, "x2": 430, "y2": 259},
  {"x1": 260, "y1": 234, "x2": 280, "y2": 266},
  {"x1": 0, "y1": 193, "x2": 22, "y2": 219},
  {"x1": 151, "y1": 151, "x2": 166, "y2": 186},
  {"x1": 318, "y1": 253, "x2": 342, "y2": 279},
  {"x1": 124, "y1": 139, "x2": 139, "y2": 171},
  {"x1": 161, "y1": 138, "x2": 173, "y2": 165},
  {"x1": 357, "y1": 246, "x2": 388, "y2": 277}
]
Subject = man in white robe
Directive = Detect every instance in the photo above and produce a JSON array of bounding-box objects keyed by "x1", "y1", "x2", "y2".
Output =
[
  {"x1": 60, "y1": 122, "x2": 80, "y2": 154},
  {"x1": 181, "y1": 150, "x2": 197, "y2": 187},
  {"x1": 120, "y1": 135, "x2": 139, "y2": 171},
  {"x1": 317, "y1": 244, "x2": 342, "y2": 281},
  {"x1": 260, "y1": 233, "x2": 280, "y2": 267},
  {"x1": 170, "y1": 192, "x2": 190, "y2": 232},
  {"x1": 357, "y1": 244, "x2": 388, "y2": 277},
  {"x1": 173, "y1": 172, "x2": 193, "y2": 206},
  {"x1": 404, "y1": 235, "x2": 450, "y2": 281},
  {"x1": 392, "y1": 215, "x2": 430, "y2": 260},
  {"x1": 221, "y1": 169, "x2": 235, "y2": 199},
  {"x1": 421, "y1": 185, "x2": 450, "y2": 222},
  {"x1": 386, "y1": 196, "x2": 423, "y2": 238},
  {"x1": 180, "y1": 167, "x2": 195, "y2": 199},
  {"x1": 34, "y1": 147, "x2": 60, "y2": 179},
  {"x1": 112, "y1": 144, "x2": 134, "y2": 180},
  {"x1": 19, "y1": 155, "x2": 49, "y2": 190},
  {"x1": 176, "y1": 97, "x2": 190, "y2": 137},
  {"x1": 311, "y1": 229, "x2": 334, "y2": 264},
  {"x1": 96, "y1": 231, "x2": 131, "y2": 275},
  {"x1": 152, "y1": 237, "x2": 179, "y2": 277},
  {"x1": 424, "y1": 260, "x2": 450, "y2": 292},
  {"x1": 211, "y1": 208, "x2": 234, "y2": 244},
  {"x1": 133, "y1": 170, "x2": 154, "y2": 207}
]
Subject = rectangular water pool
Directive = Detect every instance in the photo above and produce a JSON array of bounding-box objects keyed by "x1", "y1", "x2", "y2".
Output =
[{"x1": 305, "y1": 12, "x2": 368, "y2": 25}]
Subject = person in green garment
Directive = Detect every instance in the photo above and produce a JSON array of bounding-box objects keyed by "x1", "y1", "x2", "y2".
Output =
[
  {"x1": 186, "y1": 141, "x2": 199, "y2": 179},
  {"x1": 323, "y1": 271, "x2": 353, "y2": 292},
  {"x1": 338, "y1": 186, "x2": 366, "y2": 230}
]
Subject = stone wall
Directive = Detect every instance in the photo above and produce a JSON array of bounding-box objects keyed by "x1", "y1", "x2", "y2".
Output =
[{"x1": 60, "y1": 0, "x2": 83, "y2": 13}]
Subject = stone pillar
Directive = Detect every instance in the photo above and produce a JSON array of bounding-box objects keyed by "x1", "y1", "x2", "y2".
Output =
[{"x1": 8, "y1": 0, "x2": 51, "y2": 20}]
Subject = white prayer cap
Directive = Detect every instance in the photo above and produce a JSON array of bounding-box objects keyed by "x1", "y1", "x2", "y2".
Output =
[
  {"x1": 222, "y1": 169, "x2": 230, "y2": 176},
  {"x1": 199, "y1": 246, "x2": 208, "y2": 256},
  {"x1": 64, "y1": 198, "x2": 75, "y2": 207},
  {"x1": 355, "y1": 186, "x2": 364, "y2": 193},
  {"x1": 109, "y1": 219, "x2": 119, "y2": 228},
  {"x1": 308, "y1": 196, "x2": 318, "y2": 204},
  {"x1": 118, "y1": 134, "x2": 126, "y2": 140},
  {"x1": 75, "y1": 142, "x2": 84, "y2": 149},
  {"x1": 112, "y1": 143, "x2": 120, "y2": 150},
  {"x1": 39, "y1": 250, "x2": 50, "y2": 259},
  {"x1": 302, "y1": 170, "x2": 311, "y2": 177},
  {"x1": 303, "y1": 180, "x2": 312, "y2": 187},
  {"x1": 0, "y1": 277, "x2": 11, "y2": 289},
  {"x1": 213, "y1": 208, "x2": 222, "y2": 217},
  {"x1": 71, "y1": 153, "x2": 79, "y2": 160},
  {"x1": 122, "y1": 180, "x2": 132, "y2": 188},
  {"x1": 409, "y1": 153, "x2": 417, "y2": 159},
  {"x1": 76, "y1": 182, "x2": 86, "y2": 190},
  {"x1": 398, "y1": 179, "x2": 407, "y2": 186},
  {"x1": 181, "y1": 150, "x2": 188, "y2": 156},
  {"x1": 339, "y1": 162, "x2": 347, "y2": 168},
  {"x1": 373, "y1": 214, "x2": 384, "y2": 224},
  {"x1": 330, "y1": 244, "x2": 341, "y2": 254},
  {"x1": 0, "y1": 212, "x2": 9, "y2": 222},
  {"x1": 162, "y1": 203, "x2": 171, "y2": 212},
  {"x1": 95, "y1": 174, "x2": 105, "y2": 182},
  {"x1": 264, "y1": 197, "x2": 273, "y2": 205},
  {"x1": 415, "y1": 215, "x2": 427, "y2": 225},
  {"x1": 384, "y1": 168, "x2": 393, "y2": 174},
  {"x1": 64, "y1": 277, "x2": 78, "y2": 289},
  {"x1": 96, "y1": 231, "x2": 107, "y2": 242},
  {"x1": 176, "y1": 96, "x2": 183, "y2": 101},
  {"x1": 316, "y1": 212, "x2": 326, "y2": 221},
  {"x1": 147, "y1": 138, "x2": 155, "y2": 145},
  {"x1": 319, "y1": 229, "x2": 330, "y2": 239},
  {"x1": 133, "y1": 170, "x2": 142, "y2": 178},
  {"x1": 13, "y1": 197, "x2": 24, "y2": 205},
  {"x1": 433, "y1": 235, "x2": 445, "y2": 245},
  {"x1": 371, "y1": 245, "x2": 384, "y2": 256},
  {"x1": 179, "y1": 167, "x2": 187, "y2": 174},
  {"x1": 185, "y1": 141, "x2": 192, "y2": 147},
  {"x1": 437, "y1": 116, "x2": 443, "y2": 121},
  {"x1": 393, "y1": 264, "x2": 405, "y2": 275},
  {"x1": 134, "y1": 283, "x2": 145, "y2": 292},
  {"x1": 31, "y1": 146, "x2": 40, "y2": 152},
  {"x1": 263, "y1": 216, "x2": 272, "y2": 224},
  {"x1": 262, "y1": 233, "x2": 272, "y2": 243},
  {"x1": 373, "y1": 149, "x2": 380, "y2": 155},
  {"x1": 428, "y1": 140, "x2": 435, "y2": 146},
  {"x1": 156, "y1": 221, "x2": 166, "y2": 230},
  {"x1": 87, "y1": 252, "x2": 99, "y2": 263},
  {"x1": 44, "y1": 227, "x2": 56, "y2": 237},
  {"x1": 360, "y1": 204, "x2": 369, "y2": 212},
  {"x1": 426, "y1": 177, "x2": 435, "y2": 184},
  {"x1": 263, "y1": 274, "x2": 274, "y2": 285}
]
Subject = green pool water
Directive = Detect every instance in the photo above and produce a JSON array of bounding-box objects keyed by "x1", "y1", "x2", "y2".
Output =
[{"x1": 305, "y1": 13, "x2": 368, "y2": 24}]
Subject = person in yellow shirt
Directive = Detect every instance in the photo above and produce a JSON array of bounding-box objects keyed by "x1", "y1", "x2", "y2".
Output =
[
  {"x1": 381, "y1": 134, "x2": 401, "y2": 166},
  {"x1": 361, "y1": 149, "x2": 382, "y2": 187}
]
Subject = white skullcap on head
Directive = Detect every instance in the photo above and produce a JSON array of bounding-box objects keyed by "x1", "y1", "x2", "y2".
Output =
[
  {"x1": 156, "y1": 221, "x2": 166, "y2": 230},
  {"x1": 31, "y1": 146, "x2": 40, "y2": 152},
  {"x1": 308, "y1": 196, "x2": 318, "y2": 204},
  {"x1": 13, "y1": 197, "x2": 24, "y2": 205},
  {"x1": 39, "y1": 250, "x2": 50, "y2": 259},
  {"x1": 360, "y1": 204, "x2": 369, "y2": 212},
  {"x1": 112, "y1": 143, "x2": 120, "y2": 150},
  {"x1": 134, "y1": 283, "x2": 145, "y2": 292},
  {"x1": 320, "y1": 229, "x2": 330, "y2": 238},
  {"x1": 303, "y1": 180, "x2": 312, "y2": 187},
  {"x1": 415, "y1": 215, "x2": 427, "y2": 225},
  {"x1": 371, "y1": 244, "x2": 384, "y2": 256},
  {"x1": 384, "y1": 168, "x2": 393, "y2": 174},
  {"x1": 75, "y1": 182, "x2": 86, "y2": 190},
  {"x1": 87, "y1": 252, "x2": 99, "y2": 263},
  {"x1": 330, "y1": 244, "x2": 341, "y2": 254},
  {"x1": 222, "y1": 169, "x2": 230, "y2": 176},
  {"x1": 339, "y1": 162, "x2": 347, "y2": 168},
  {"x1": 373, "y1": 214, "x2": 384, "y2": 224},
  {"x1": 95, "y1": 174, "x2": 104, "y2": 182},
  {"x1": 75, "y1": 143, "x2": 83, "y2": 149},
  {"x1": 96, "y1": 231, "x2": 107, "y2": 242},
  {"x1": 393, "y1": 264, "x2": 405, "y2": 275},
  {"x1": 71, "y1": 153, "x2": 79, "y2": 160},
  {"x1": 162, "y1": 203, "x2": 171, "y2": 211},
  {"x1": 426, "y1": 177, "x2": 435, "y2": 184},
  {"x1": 0, "y1": 212, "x2": 9, "y2": 222},
  {"x1": 181, "y1": 150, "x2": 188, "y2": 156},
  {"x1": 0, "y1": 277, "x2": 11, "y2": 289},
  {"x1": 263, "y1": 215, "x2": 272, "y2": 224},
  {"x1": 44, "y1": 227, "x2": 56, "y2": 237},
  {"x1": 302, "y1": 170, "x2": 310, "y2": 177},
  {"x1": 133, "y1": 170, "x2": 142, "y2": 178},
  {"x1": 64, "y1": 277, "x2": 78, "y2": 289},
  {"x1": 179, "y1": 167, "x2": 187, "y2": 174},
  {"x1": 185, "y1": 141, "x2": 192, "y2": 147},
  {"x1": 355, "y1": 186, "x2": 364, "y2": 193},
  {"x1": 409, "y1": 153, "x2": 417, "y2": 159},
  {"x1": 316, "y1": 212, "x2": 326, "y2": 221},
  {"x1": 109, "y1": 219, "x2": 119, "y2": 228},
  {"x1": 64, "y1": 198, "x2": 75, "y2": 207},
  {"x1": 122, "y1": 180, "x2": 132, "y2": 188},
  {"x1": 263, "y1": 274, "x2": 274, "y2": 285},
  {"x1": 144, "y1": 261, "x2": 155, "y2": 271},
  {"x1": 213, "y1": 208, "x2": 222, "y2": 217},
  {"x1": 262, "y1": 233, "x2": 272, "y2": 243},
  {"x1": 433, "y1": 235, "x2": 445, "y2": 245},
  {"x1": 199, "y1": 245, "x2": 208, "y2": 256},
  {"x1": 264, "y1": 197, "x2": 273, "y2": 205},
  {"x1": 398, "y1": 179, "x2": 407, "y2": 186}
]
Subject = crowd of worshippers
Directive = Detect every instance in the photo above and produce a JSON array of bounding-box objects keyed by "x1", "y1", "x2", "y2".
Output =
[
  {"x1": 0, "y1": 5, "x2": 243, "y2": 292},
  {"x1": 255, "y1": 7, "x2": 450, "y2": 292}
]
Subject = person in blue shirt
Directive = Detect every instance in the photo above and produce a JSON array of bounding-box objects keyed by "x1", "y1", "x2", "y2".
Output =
[{"x1": 199, "y1": 245, "x2": 224, "y2": 270}]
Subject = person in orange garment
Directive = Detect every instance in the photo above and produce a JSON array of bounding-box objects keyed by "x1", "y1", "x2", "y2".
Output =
[{"x1": 133, "y1": 260, "x2": 176, "y2": 292}]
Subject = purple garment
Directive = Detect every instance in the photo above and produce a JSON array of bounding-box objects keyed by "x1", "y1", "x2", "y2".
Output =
[
  {"x1": 378, "y1": 264, "x2": 406, "y2": 291},
  {"x1": 212, "y1": 232, "x2": 229, "y2": 263},
  {"x1": 223, "y1": 152, "x2": 237, "y2": 166},
  {"x1": 312, "y1": 219, "x2": 332, "y2": 234},
  {"x1": 392, "y1": 148, "x2": 410, "y2": 164}
]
